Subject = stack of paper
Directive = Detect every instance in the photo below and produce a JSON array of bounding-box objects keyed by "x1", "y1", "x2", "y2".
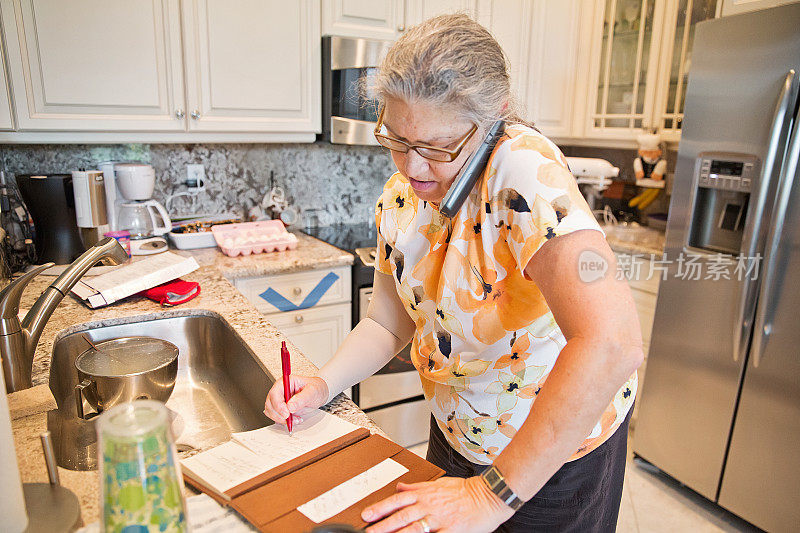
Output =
[{"x1": 70, "y1": 251, "x2": 199, "y2": 308}]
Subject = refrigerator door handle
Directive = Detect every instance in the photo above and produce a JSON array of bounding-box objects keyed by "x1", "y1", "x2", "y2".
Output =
[
  {"x1": 733, "y1": 70, "x2": 798, "y2": 362},
  {"x1": 751, "y1": 83, "x2": 800, "y2": 367}
]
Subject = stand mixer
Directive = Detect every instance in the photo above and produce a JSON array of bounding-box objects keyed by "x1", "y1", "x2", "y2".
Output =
[
  {"x1": 565, "y1": 157, "x2": 620, "y2": 211},
  {"x1": 99, "y1": 162, "x2": 171, "y2": 255}
]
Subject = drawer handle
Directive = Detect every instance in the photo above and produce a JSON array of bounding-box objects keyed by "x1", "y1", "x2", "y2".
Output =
[
  {"x1": 294, "y1": 315, "x2": 304, "y2": 323},
  {"x1": 292, "y1": 287, "x2": 302, "y2": 296}
]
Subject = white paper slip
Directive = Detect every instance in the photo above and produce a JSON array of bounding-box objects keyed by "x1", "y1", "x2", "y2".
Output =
[
  {"x1": 231, "y1": 409, "x2": 361, "y2": 469},
  {"x1": 180, "y1": 441, "x2": 271, "y2": 495},
  {"x1": 186, "y1": 494, "x2": 256, "y2": 532},
  {"x1": 297, "y1": 458, "x2": 409, "y2": 523}
]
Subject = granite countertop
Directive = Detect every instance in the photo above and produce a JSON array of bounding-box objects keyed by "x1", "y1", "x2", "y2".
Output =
[
  {"x1": 8, "y1": 231, "x2": 377, "y2": 527},
  {"x1": 604, "y1": 227, "x2": 666, "y2": 257}
]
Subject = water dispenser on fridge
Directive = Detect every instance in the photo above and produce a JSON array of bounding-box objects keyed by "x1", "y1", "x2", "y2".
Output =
[{"x1": 687, "y1": 152, "x2": 759, "y2": 255}]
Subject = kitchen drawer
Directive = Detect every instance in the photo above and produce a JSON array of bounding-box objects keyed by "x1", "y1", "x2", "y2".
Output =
[{"x1": 234, "y1": 265, "x2": 351, "y2": 313}]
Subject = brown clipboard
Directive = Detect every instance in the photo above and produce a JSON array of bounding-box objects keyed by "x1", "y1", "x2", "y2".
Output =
[{"x1": 184, "y1": 429, "x2": 444, "y2": 532}]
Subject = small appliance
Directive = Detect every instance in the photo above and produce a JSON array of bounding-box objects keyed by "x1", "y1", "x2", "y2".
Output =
[
  {"x1": 565, "y1": 157, "x2": 620, "y2": 211},
  {"x1": 16, "y1": 174, "x2": 86, "y2": 264},
  {"x1": 321, "y1": 35, "x2": 392, "y2": 145},
  {"x1": 99, "y1": 162, "x2": 171, "y2": 255},
  {"x1": 71, "y1": 170, "x2": 108, "y2": 247}
]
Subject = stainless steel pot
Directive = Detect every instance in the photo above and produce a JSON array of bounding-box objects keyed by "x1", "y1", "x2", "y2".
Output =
[{"x1": 74, "y1": 337, "x2": 178, "y2": 419}]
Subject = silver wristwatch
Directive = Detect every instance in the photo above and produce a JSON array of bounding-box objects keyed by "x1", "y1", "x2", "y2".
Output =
[{"x1": 480, "y1": 465, "x2": 526, "y2": 511}]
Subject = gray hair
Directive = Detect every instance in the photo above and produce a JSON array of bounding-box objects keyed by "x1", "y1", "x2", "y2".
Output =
[{"x1": 371, "y1": 13, "x2": 529, "y2": 129}]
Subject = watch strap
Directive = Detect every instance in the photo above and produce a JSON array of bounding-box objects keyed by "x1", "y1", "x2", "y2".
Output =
[{"x1": 480, "y1": 465, "x2": 526, "y2": 511}]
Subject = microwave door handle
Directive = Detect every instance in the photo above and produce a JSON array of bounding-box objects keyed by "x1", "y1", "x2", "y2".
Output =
[
  {"x1": 733, "y1": 70, "x2": 798, "y2": 362},
  {"x1": 750, "y1": 89, "x2": 800, "y2": 368}
]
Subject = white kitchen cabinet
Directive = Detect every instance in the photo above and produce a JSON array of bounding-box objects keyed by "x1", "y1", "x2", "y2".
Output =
[
  {"x1": 182, "y1": 0, "x2": 320, "y2": 133},
  {"x1": 322, "y1": 0, "x2": 476, "y2": 41},
  {"x1": 0, "y1": 26, "x2": 14, "y2": 130},
  {"x1": 720, "y1": 0, "x2": 798, "y2": 15},
  {"x1": 523, "y1": 0, "x2": 582, "y2": 138},
  {"x1": 322, "y1": 0, "x2": 405, "y2": 39},
  {"x1": 406, "y1": 0, "x2": 477, "y2": 25},
  {"x1": 578, "y1": 0, "x2": 718, "y2": 145},
  {"x1": 0, "y1": 0, "x2": 185, "y2": 131},
  {"x1": 233, "y1": 265, "x2": 352, "y2": 371},
  {"x1": 0, "y1": 0, "x2": 319, "y2": 141}
]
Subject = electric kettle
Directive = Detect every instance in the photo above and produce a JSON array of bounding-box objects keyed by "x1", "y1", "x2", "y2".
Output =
[{"x1": 117, "y1": 200, "x2": 171, "y2": 239}]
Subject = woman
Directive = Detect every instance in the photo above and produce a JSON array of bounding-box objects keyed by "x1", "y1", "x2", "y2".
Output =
[{"x1": 264, "y1": 14, "x2": 642, "y2": 533}]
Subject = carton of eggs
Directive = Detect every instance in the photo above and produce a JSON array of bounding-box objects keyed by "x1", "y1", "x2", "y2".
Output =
[{"x1": 211, "y1": 220, "x2": 299, "y2": 256}]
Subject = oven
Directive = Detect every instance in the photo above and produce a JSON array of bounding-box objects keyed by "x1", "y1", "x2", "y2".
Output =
[{"x1": 305, "y1": 224, "x2": 430, "y2": 447}]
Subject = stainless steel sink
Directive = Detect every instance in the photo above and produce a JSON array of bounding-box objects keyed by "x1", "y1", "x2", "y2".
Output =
[{"x1": 47, "y1": 311, "x2": 275, "y2": 470}]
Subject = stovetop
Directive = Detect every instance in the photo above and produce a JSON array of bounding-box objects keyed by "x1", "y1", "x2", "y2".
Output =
[{"x1": 303, "y1": 223, "x2": 378, "y2": 266}]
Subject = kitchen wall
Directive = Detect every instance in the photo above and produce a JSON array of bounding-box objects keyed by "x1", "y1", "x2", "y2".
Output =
[{"x1": 0, "y1": 142, "x2": 675, "y2": 226}]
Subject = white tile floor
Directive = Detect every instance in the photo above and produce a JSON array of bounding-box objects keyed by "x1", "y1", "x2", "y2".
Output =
[{"x1": 405, "y1": 434, "x2": 761, "y2": 533}]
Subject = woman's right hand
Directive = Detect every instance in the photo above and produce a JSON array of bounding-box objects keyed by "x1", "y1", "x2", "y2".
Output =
[{"x1": 263, "y1": 375, "x2": 329, "y2": 427}]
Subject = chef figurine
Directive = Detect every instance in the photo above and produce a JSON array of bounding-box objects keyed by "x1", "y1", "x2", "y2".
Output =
[{"x1": 634, "y1": 130, "x2": 667, "y2": 181}]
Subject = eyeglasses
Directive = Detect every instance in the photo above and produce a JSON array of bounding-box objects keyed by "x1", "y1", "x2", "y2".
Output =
[{"x1": 373, "y1": 106, "x2": 478, "y2": 162}]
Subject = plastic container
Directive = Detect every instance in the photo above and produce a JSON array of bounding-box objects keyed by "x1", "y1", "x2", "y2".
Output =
[
  {"x1": 211, "y1": 220, "x2": 299, "y2": 256},
  {"x1": 168, "y1": 217, "x2": 240, "y2": 249}
]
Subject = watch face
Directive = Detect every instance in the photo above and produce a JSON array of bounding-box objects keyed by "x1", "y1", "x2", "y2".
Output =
[{"x1": 484, "y1": 468, "x2": 502, "y2": 486}]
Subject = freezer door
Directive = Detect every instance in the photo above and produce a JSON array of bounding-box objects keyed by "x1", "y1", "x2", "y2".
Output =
[
  {"x1": 633, "y1": 4, "x2": 800, "y2": 501},
  {"x1": 717, "y1": 89, "x2": 800, "y2": 533}
]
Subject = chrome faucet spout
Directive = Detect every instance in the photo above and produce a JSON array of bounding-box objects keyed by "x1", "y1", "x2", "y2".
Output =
[{"x1": 0, "y1": 237, "x2": 128, "y2": 392}]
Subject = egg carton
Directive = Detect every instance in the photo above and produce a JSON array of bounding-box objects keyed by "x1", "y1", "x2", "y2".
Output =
[{"x1": 211, "y1": 220, "x2": 299, "y2": 256}]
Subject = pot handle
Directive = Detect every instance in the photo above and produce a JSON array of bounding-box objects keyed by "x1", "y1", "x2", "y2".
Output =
[{"x1": 74, "y1": 379, "x2": 92, "y2": 420}]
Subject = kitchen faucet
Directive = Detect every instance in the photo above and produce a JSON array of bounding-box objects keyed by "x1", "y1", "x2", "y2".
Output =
[{"x1": 0, "y1": 237, "x2": 128, "y2": 392}]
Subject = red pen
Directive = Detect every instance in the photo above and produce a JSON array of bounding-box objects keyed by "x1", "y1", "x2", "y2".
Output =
[{"x1": 281, "y1": 341, "x2": 293, "y2": 435}]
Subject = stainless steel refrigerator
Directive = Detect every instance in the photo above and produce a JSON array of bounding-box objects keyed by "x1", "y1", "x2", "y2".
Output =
[{"x1": 633, "y1": 4, "x2": 800, "y2": 532}]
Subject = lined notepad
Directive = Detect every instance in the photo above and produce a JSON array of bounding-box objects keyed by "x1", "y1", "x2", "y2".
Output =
[{"x1": 180, "y1": 410, "x2": 361, "y2": 499}]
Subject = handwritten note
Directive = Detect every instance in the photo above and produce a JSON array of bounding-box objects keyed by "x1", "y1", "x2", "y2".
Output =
[
  {"x1": 297, "y1": 458, "x2": 409, "y2": 523},
  {"x1": 180, "y1": 441, "x2": 271, "y2": 494},
  {"x1": 231, "y1": 409, "x2": 360, "y2": 470}
]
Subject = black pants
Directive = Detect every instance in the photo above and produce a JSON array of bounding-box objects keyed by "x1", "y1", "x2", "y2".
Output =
[{"x1": 425, "y1": 410, "x2": 631, "y2": 533}]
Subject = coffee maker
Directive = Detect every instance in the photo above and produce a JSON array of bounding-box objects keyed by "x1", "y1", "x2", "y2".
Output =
[
  {"x1": 16, "y1": 174, "x2": 87, "y2": 264},
  {"x1": 99, "y1": 162, "x2": 171, "y2": 255}
]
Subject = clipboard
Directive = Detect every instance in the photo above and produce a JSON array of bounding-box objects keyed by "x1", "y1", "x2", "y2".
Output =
[{"x1": 183, "y1": 428, "x2": 444, "y2": 532}]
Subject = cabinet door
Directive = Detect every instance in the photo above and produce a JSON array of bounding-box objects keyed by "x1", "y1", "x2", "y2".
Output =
[
  {"x1": 268, "y1": 303, "x2": 351, "y2": 370},
  {"x1": 479, "y1": 0, "x2": 532, "y2": 112},
  {"x1": 406, "y1": 0, "x2": 477, "y2": 25},
  {"x1": 322, "y1": 0, "x2": 405, "y2": 40},
  {"x1": 0, "y1": 0, "x2": 185, "y2": 131},
  {"x1": 652, "y1": 0, "x2": 718, "y2": 143},
  {"x1": 524, "y1": 0, "x2": 582, "y2": 138},
  {"x1": 583, "y1": 0, "x2": 669, "y2": 141},
  {"x1": 0, "y1": 27, "x2": 14, "y2": 130},
  {"x1": 182, "y1": 0, "x2": 320, "y2": 134},
  {"x1": 721, "y1": 0, "x2": 798, "y2": 15}
]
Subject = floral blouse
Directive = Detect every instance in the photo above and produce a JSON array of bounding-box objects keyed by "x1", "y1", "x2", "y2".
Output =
[{"x1": 375, "y1": 124, "x2": 637, "y2": 464}]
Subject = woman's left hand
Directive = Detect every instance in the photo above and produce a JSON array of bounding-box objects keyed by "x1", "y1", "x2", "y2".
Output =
[{"x1": 362, "y1": 476, "x2": 515, "y2": 533}]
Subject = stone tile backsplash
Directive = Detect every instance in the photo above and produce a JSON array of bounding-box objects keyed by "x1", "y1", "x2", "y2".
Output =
[{"x1": 0, "y1": 141, "x2": 670, "y2": 226}]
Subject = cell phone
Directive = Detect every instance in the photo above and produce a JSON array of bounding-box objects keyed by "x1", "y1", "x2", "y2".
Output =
[{"x1": 439, "y1": 119, "x2": 506, "y2": 218}]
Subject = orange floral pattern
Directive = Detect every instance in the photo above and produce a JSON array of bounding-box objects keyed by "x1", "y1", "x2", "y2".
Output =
[{"x1": 375, "y1": 125, "x2": 637, "y2": 464}]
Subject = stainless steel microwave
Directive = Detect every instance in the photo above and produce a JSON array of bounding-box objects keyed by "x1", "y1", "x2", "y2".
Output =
[{"x1": 321, "y1": 36, "x2": 392, "y2": 145}]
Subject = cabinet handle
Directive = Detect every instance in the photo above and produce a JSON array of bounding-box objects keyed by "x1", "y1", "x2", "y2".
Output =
[
  {"x1": 175, "y1": 109, "x2": 185, "y2": 119},
  {"x1": 294, "y1": 315, "x2": 304, "y2": 324},
  {"x1": 397, "y1": 24, "x2": 405, "y2": 32},
  {"x1": 190, "y1": 109, "x2": 201, "y2": 120},
  {"x1": 292, "y1": 287, "x2": 302, "y2": 296}
]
